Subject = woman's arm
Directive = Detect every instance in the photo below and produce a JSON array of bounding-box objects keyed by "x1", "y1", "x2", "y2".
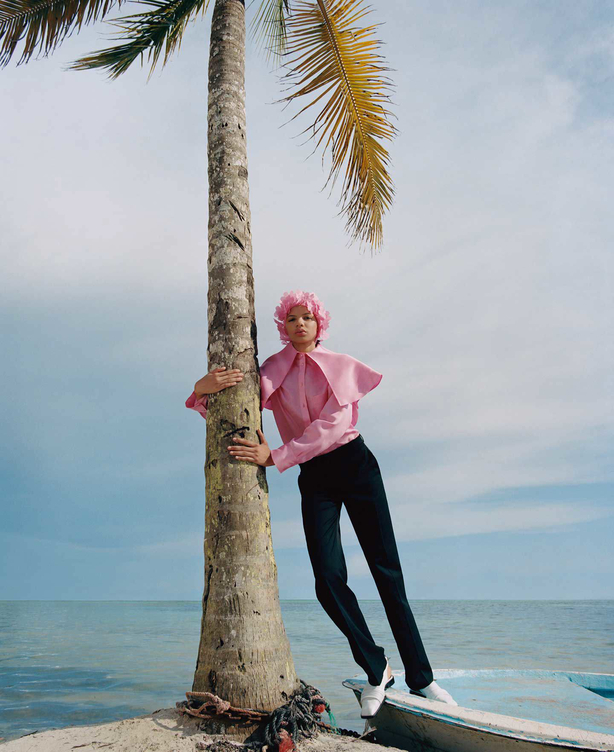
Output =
[
  {"x1": 185, "y1": 367, "x2": 243, "y2": 420},
  {"x1": 269, "y1": 392, "x2": 353, "y2": 473},
  {"x1": 185, "y1": 390, "x2": 209, "y2": 419}
]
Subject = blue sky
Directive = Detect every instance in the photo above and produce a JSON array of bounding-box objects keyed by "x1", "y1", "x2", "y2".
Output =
[{"x1": 1, "y1": 0, "x2": 612, "y2": 600}]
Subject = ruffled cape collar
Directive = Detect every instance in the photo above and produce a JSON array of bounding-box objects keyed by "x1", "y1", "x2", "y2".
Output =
[{"x1": 260, "y1": 342, "x2": 382, "y2": 410}]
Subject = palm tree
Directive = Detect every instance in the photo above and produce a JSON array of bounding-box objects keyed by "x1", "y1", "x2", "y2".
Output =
[{"x1": 1, "y1": 0, "x2": 396, "y2": 740}]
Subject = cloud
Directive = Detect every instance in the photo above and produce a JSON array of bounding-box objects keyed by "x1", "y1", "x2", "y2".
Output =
[
  {"x1": 0, "y1": 0, "x2": 612, "y2": 598},
  {"x1": 384, "y1": 500, "x2": 612, "y2": 543}
]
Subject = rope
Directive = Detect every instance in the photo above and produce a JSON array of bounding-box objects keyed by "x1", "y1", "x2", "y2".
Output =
[{"x1": 176, "y1": 678, "x2": 366, "y2": 750}]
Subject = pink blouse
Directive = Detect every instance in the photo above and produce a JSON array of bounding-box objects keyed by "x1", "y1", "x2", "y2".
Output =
[{"x1": 185, "y1": 348, "x2": 369, "y2": 473}]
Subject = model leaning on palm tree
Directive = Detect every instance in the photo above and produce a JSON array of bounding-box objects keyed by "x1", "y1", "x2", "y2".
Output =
[
  {"x1": 2, "y1": 0, "x2": 457, "y2": 717},
  {"x1": 187, "y1": 289, "x2": 458, "y2": 718}
]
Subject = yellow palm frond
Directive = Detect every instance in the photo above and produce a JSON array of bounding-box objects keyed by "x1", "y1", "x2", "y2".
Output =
[
  {"x1": 0, "y1": 0, "x2": 122, "y2": 67},
  {"x1": 69, "y1": 0, "x2": 209, "y2": 79},
  {"x1": 279, "y1": 0, "x2": 396, "y2": 251},
  {"x1": 250, "y1": 0, "x2": 289, "y2": 64}
]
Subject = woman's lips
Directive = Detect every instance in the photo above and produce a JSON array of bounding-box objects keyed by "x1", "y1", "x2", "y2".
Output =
[{"x1": 296, "y1": 331, "x2": 306, "y2": 335}]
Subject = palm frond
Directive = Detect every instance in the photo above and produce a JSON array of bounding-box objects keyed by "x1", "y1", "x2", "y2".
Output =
[
  {"x1": 0, "y1": 0, "x2": 122, "y2": 67},
  {"x1": 69, "y1": 0, "x2": 209, "y2": 79},
  {"x1": 279, "y1": 0, "x2": 396, "y2": 251},
  {"x1": 249, "y1": 0, "x2": 289, "y2": 64}
]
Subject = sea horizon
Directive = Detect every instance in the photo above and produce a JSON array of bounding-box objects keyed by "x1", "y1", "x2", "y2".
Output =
[
  {"x1": 3, "y1": 597, "x2": 612, "y2": 602},
  {"x1": 1, "y1": 599, "x2": 612, "y2": 743}
]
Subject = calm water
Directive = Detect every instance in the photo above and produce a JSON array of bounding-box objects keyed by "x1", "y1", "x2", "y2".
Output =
[{"x1": 0, "y1": 600, "x2": 612, "y2": 743}]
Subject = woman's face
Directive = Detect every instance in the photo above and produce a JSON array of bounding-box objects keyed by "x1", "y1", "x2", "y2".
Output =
[{"x1": 285, "y1": 305, "x2": 318, "y2": 348}]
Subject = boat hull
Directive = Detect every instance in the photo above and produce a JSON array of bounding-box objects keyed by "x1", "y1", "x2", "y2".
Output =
[{"x1": 343, "y1": 670, "x2": 614, "y2": 752}]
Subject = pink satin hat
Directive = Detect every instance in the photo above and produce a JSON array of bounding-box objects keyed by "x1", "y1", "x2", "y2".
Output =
[{"x1": 273, "y1": 290, "x2": 332, "y2": 344}]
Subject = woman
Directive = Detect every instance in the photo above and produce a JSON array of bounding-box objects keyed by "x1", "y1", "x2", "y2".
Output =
[{"x1": 186, "y1": 290, "x2": 457, "y2": 717}]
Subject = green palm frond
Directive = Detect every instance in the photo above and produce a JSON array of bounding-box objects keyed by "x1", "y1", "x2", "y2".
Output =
[
  {"x1": 69, "y1": 0, "x2": 210, "y2": 79},
  {"x1": 250, "y1": 0, "x2": 289, "y2": 63},
  {"x1": 0, "y1": 0, "x2": 122, "y2": 67},
  {"x1": 279, "y1": 0, "x2": 396, "y2": 251}
]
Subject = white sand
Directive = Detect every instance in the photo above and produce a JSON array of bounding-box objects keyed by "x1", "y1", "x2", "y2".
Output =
[{"x1": 0, "y1": 707, "x2": 408, "y2": 751}]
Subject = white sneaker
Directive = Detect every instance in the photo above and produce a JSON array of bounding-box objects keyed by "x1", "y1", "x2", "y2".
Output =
[
  {"x1": 360, "y1": 657, "x2": 395, "y2": 718},
  {"x1": 410, "y1": 680, "x2": 458, "y2": 706}
]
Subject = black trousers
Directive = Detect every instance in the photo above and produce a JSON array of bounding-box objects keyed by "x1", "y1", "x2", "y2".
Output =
[{"x1": 298, "y1": 434, "x2": 434, "y2": 690}]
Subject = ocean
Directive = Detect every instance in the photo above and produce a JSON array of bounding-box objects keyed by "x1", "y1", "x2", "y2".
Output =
[{"x1": 0, "y1": 600, "x2": 612, "y2": 743}]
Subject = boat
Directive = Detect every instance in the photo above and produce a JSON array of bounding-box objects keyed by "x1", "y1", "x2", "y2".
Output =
[{"x1": 342, "y1": 668, "x2": 614, "y2": 751}]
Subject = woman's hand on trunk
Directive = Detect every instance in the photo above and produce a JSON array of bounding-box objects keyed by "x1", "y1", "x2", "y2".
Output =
[
  {"x1": 228, "y1": 429, "x2": 274, "y2": 467},
  {"x1": 194, "y1": 367, "x2": 243, "y2": 399}
]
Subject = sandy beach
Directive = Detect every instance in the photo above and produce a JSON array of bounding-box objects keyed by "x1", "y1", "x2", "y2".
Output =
[{"x1": 0, "y1": 707, "x2": 408, "y2": 751}]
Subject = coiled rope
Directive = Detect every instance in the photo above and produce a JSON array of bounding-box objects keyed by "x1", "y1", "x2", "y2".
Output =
[{"x1": 176, "y1": 678, "x2": 366, "y2": 750}]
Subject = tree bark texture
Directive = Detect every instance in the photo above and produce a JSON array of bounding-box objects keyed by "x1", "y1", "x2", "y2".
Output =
[{"x1": 192, "y1": 0, "x2": 300, "y2": 737}]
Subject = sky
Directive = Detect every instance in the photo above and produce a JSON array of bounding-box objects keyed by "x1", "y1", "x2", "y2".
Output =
[{"x1": 1, "y1": 0, "x2": 612, "y2": 601}]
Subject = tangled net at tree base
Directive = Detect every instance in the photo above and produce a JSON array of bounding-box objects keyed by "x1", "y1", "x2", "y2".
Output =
[{"x1": 176, "y1": 678, "x2": 371, "y2": 751}]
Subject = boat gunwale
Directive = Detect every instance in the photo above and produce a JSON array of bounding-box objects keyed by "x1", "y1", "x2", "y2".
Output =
[{"x1": 342, "y1": 669, "x2": 614, "y2": 750}]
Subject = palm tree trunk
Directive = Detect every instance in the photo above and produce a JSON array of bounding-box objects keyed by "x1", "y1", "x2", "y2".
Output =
[{"x1": 192, "y1": 0, "x2": 300, "y2": 737}]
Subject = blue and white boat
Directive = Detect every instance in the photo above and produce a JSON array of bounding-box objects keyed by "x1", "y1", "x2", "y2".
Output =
[{"x1": 343, "y1": 669, "x2": 614, "y2": 751}]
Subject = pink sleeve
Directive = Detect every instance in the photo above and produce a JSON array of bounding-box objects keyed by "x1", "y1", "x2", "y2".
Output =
[
  {"x1": 186, "y1": 390, "x2": 208, "y2": 420},
  {"x1": 269, "y1": 393, "x2": 353, "y2": 474}
]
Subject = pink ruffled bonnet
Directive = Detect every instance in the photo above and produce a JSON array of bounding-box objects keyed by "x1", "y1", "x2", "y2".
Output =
[{"x1": 274, "y1": 290, "x2": 331, "y2": 344}]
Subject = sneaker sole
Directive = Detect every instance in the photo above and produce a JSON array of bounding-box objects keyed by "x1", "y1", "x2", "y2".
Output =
[{"x1": 409, "y1": 688, "x2": 457, "y2": 705}]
